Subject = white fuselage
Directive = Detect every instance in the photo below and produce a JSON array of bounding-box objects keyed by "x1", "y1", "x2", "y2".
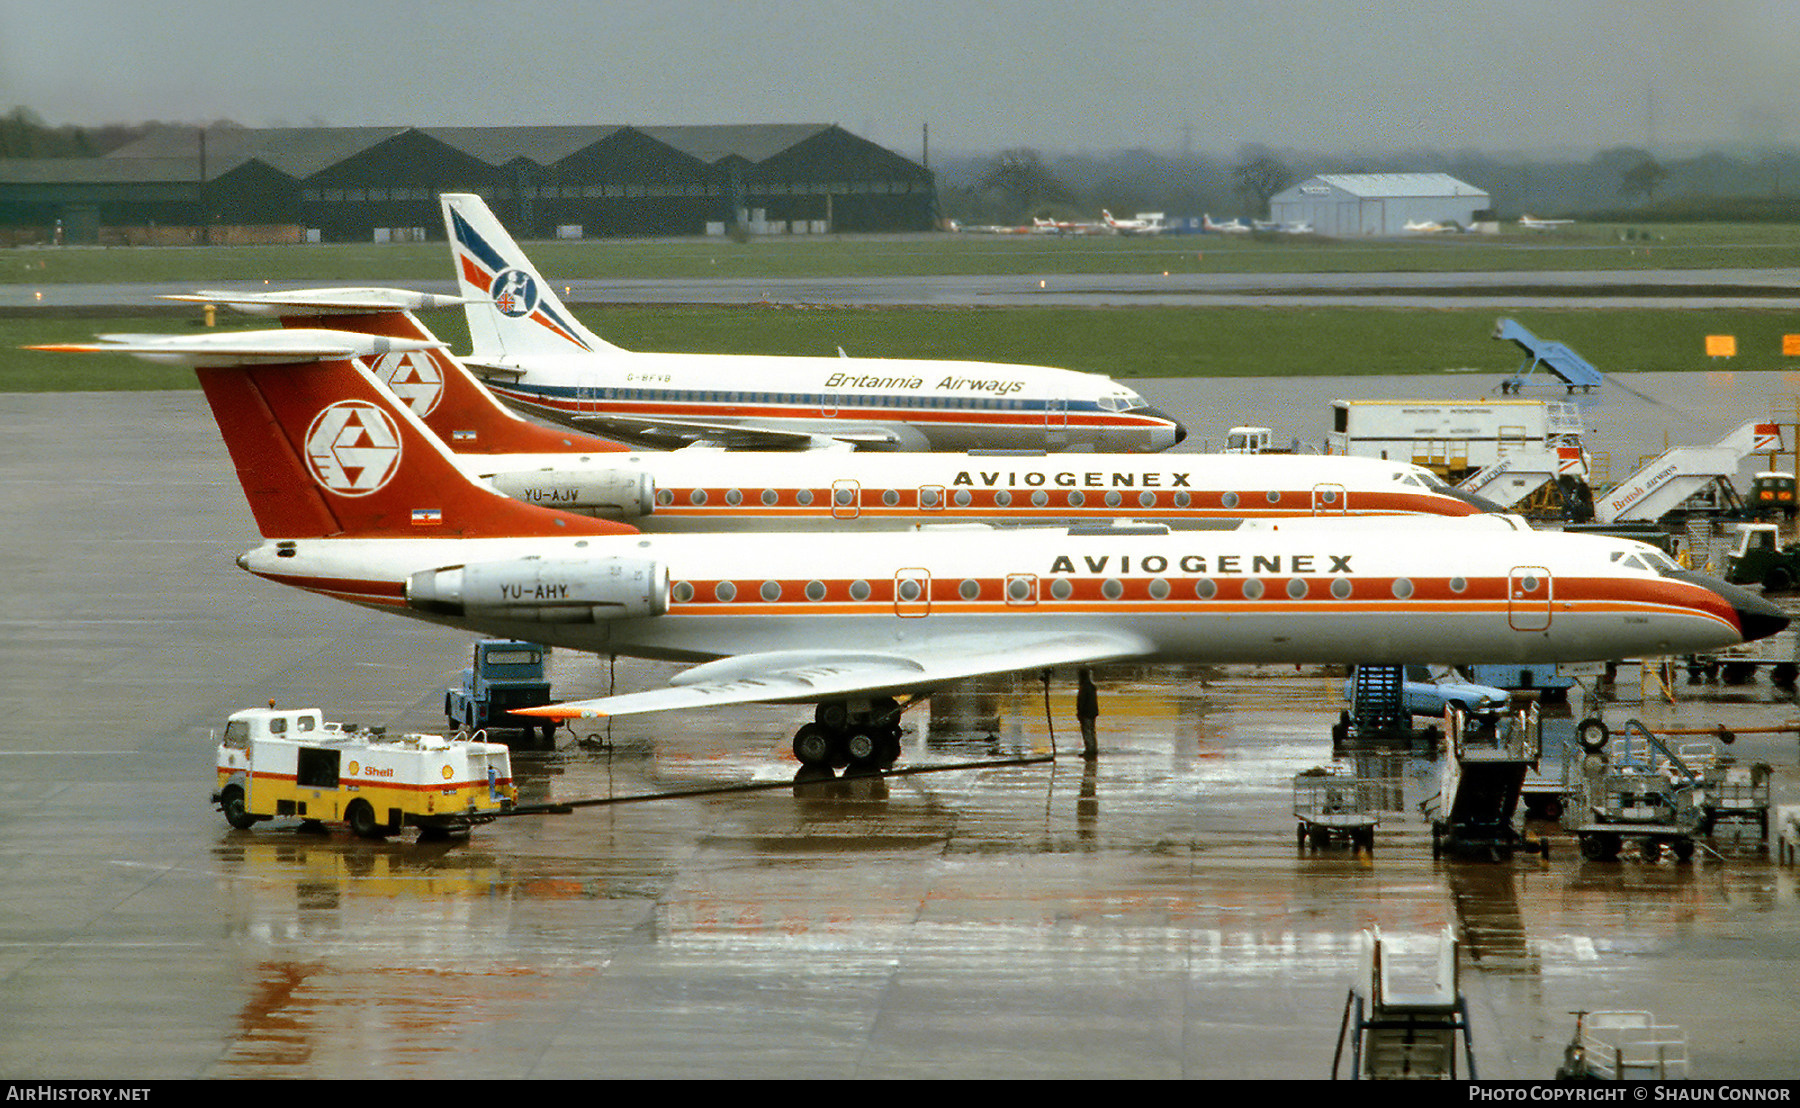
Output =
[
  {"x1": 479, "y1": 350, "x2": 1183, "y2": 453},
  {"x1": 466, "y1": 449, "x2": 1490, "y2": 529},
  {"x1": 240, "y1": 517, "x2": 1753, "y2": 678}
]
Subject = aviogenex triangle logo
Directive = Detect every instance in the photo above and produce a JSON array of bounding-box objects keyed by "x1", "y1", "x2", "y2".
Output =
[
  {"x1": 304, "y1": 401, "x2": 402, "y2": 497},
  {"x1": 371, "y1": 350, "x2": 443, "y2": 416}
]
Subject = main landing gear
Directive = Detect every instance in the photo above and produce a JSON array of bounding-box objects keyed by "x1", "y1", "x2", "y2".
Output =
[{"x1": 792, "y1": 697, "x2": 905, "y2": 772}]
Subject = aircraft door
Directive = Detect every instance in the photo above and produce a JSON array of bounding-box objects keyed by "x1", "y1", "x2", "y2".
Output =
[
  {"x1": 1312, "y1": 483, "x2": 1348, "y2": 516},
  {"x1": 919, "y1": 485, "x2": 946, "y2": 511},
  {"x1": 894, "y1": 569, "x2": 931, "y2": 618},
  {"x1": 1005, "y1": 574, "x2": 1038, "y2": 607},
  {"x1": 821, "y1": 381, "x2": 839, "y2": 417},
  {"x1": 1507, "y1": 566, "x2": 1552, "y2": 631},
  {"x1": 832, "y1": 480, "x2": 861, "y2": 519},
  {"x1": 1045, "y1": 396, "x2": 1068, "y2": 432}
]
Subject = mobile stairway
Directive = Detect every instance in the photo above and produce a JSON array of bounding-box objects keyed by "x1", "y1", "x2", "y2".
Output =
[
  {"x1": 1333, "y1": 926, "x2": 1476, "y2": 1079},
  {"x1": 1458, "y1": 444, "x2": 1592, "y2": 518},
  {"x1": 1494, "y1": 318, "x2": 1605, "y2": 394},
  {"x1": 1595, "y1": 421, "x2": 1782, "y2": 524},
  {"x1": 1333, "y1": 664, "x2": 1414, "y2": 751},
  {"x1": 1423, "y1": 702, "x2": 1548, "y2": 860}
]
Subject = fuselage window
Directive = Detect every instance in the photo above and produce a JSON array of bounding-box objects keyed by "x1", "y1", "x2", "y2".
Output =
[
  {"x1": 1265, "y1": 490, "x2": 1281, "y2": 504},
  {"x1": 796, "y1": 489, "x2": 815, "y2": 507},
  {"x1": 761, "y1": 489, "x2": 779, "y2": 506},
  {"x1": 1104, "y1": 491, "x2": 1123, "y2": 509},
  {"x1": 1148, "y1": 577, "x2": 1171, "y2": 600},
  {"x1": 805, "y1": 580, "x2": 826, "y2": 601},
  {"x1": 725, "y1": 489, "x2": 743, "y2": 506},
  {"x1": 920, "y1": 488, "x2": 939, "y2": 508},
  {"x1": 1221, "y1": 492, "x2": 1240, "y2": 510},
  {"x1": 1449, "y1": 576, "x2": 1467, "y2": 593},
  {"x1": 689, "y1": 489, "x2": 708, "y2": 506},
  {"x1": 850, "y1": 580, "x2": 872, "y2": 601},
  {"x1": 1331, "y1": 578, "x2": 1352, "y2": 599},
  {"x1": 959, "y1": 579, "x2": 981, "y2": 600},
  {"x1": 1067, "y1": 491, "x2": 1085, "y2": 507},
  {"x1": 954, "y1": 489, "x2": 973, "y2": 508},
  {"x1": 761, "y1": 580, "x2": 783, "y2": 602},
  {"x1": 1195, "y1": 579, "x2": 1217, "y2": 600},
  {"x1": 1102, "y1": 578, "x2": 1124, "y2": 601},
  {"x1": 672, "y1": 581, "x2": 695, "y2": 603},
  {"x1": 657, "y1": 489, "x2": 675, "y2": 506},
  {"x1": 1051, "y1": 578, "x2": 1074, "y2": 600},
  {"x1": 897, "y1": 579, "x2": 922, "y2": 602},
  {"x1": 1031, "y1": 490, "x2": 1049, "y2": 507},
  {"x1": 1173, "y1": 492, "x2": 1191, "y2": 509},
  {"x1": 714, "y1": 580, "x2": 738, "y2": 602},
  {"x1": 1243, "y1": 579, "x2": 1265, "y2": 600},
  {"x1": 995, "y1": 491, "x2": 1013, "y2": 508},
  {"x1": 1392, "y1": 578, "x2": 1414, "y2": 599},
  {"x1": 1287, "y1": 578, "x2": 1309, "y2": 599},
  {"x1": 883, "y1": 489, "x2": 901, "y2": 507}
]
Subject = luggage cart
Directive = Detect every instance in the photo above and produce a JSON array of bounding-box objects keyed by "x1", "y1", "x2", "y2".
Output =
[
  {"x1": 1555, "y1": 1011, "x2": 1688, "y2": 1079},
  {"x1": 1295, "y1": 765, "x2": 1380, "y2": 851}
]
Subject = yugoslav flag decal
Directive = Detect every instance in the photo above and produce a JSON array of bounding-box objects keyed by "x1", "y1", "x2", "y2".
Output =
[
  {"x1": 304, "y1": 400, "x2": 402, "y2": 496},
  {"x1": 370, "y1": 350, "x2": 444, "y2": 416}
]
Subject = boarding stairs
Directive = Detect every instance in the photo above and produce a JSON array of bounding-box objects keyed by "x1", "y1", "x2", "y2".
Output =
[
  {"x1": 1424, "y1": 703, "x2": 1545, "y2": 859},
  {"x1": 1494, "y1": 318, "x2": 1605, "y2": 394},
  {"x1": 1348, "y1": 665, "x2": 1407, "y2": 733},
  {"x1": 1595, "y1": 421, "x2": 1782, "y2": 524},
  {"x1": 1458, "y1": 444, "x2": 1589, "y2": 514},
  {"x1": 1333, "y1": 926, "x2": 1476, "y2": 1079}
]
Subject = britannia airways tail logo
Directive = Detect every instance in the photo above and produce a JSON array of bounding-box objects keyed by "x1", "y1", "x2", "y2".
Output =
[
  {"x1": 371, "y1": 350, "x2": 443, "y2": 416},
  {"x1": 490, "y1": 269, "x2": 539, "y2": 317},
  {"x1": 304, "y1": 401, "x2": 402, "y2": 496}
]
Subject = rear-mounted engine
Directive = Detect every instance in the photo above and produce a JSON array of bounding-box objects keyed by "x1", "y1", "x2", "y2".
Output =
[
  {"x1": 482, "y1": 469, "x2": 655, "y2": 517},
  {"x1": 407, "y1": 556, "x2": 668, "y2": 622}
]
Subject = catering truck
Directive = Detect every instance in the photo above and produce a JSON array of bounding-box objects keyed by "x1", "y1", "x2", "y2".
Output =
[
  {"x1": 1324, "y1": 398, "x2": 1584, "y2": 482},
  {"x1": 213, "y1": 706, "x2": 516, "y2": 839}
]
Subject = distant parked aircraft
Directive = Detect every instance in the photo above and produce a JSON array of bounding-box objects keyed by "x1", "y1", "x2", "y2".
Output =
[{"x1": 1518, "y1": 214, "x2": 1574, "y2": 230}]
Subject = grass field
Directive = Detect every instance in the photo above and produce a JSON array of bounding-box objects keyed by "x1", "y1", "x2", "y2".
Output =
[
  {"x1": 7, "y1": 302, "x2": 1800, "y2": 393},
  {"x1": 4, "y1": 221, "x2": 1800, "y2": 285},
  {"x1": 4, "y1": 223, "x2": 1798, "y2": 391}
]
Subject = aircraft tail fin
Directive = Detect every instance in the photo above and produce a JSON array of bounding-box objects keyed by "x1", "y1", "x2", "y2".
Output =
[
  {"x1": 168, "y1": 287, "x2": 628, "y2": 455},
  {"x1": 30, "y1": 330, "x2": 634, "y2": 541},
  {"x1": 439, "y1": 193, "x2": 621, "y2": 363}
]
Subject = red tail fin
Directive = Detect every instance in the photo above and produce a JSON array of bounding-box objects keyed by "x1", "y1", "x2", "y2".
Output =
[
  {"x1": 199, "y1": 354, "x2": 633, "y2": 540},
  {"x1": 301, "y1": 310, "x2": 627, "y2": 455}
]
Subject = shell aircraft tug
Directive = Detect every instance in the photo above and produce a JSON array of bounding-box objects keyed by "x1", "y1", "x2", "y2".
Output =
[{"x1": 37, "y1": 329, "x2": 1788, "y2": 774}]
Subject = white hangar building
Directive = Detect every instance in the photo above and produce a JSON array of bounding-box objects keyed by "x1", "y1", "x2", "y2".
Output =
[{"x1": 1269, "y1": 173, "x2": 1491, "y2": 236}]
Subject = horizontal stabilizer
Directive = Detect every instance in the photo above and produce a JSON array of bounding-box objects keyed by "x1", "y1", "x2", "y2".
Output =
[
  {"x1": 166, "y1": 287, "x2": 474, "y2": 316},
  {"x1": 514, "y1": 631, "x2": 1153, "y2": 719},
  {"x1": 30, "y1": 328, "x2": 441, "y2": 367}
]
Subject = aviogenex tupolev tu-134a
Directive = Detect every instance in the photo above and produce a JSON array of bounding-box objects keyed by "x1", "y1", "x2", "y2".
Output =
[
  {"x1": 166, "y1": 286, "x2": 1501, "y2": 529},
  {"x1": 38, "y1": 330, "x2": 1787, "y2": 772},
  {"x1": 440, "y1": 193, "x2": 1185, "y2": 454}
]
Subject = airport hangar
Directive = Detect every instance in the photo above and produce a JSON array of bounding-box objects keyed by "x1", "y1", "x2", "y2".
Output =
[
  {"x1": 0, "y1": 123, "x2": 936, "y2": 245},
  {"x1": 1269, "y1": 172, "x2": 1492, "y2": 236}
]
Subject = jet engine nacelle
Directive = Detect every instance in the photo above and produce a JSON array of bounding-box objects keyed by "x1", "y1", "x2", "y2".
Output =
[
  {"x1": 481, "y1": 469, "x2": 655, "y2": 518},
  {"x1": 407, "y1": 557, "x2": 668, "y2": 622}
]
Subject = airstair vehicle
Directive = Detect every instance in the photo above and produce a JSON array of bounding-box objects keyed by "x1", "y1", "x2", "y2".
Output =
[
  {"x1": 1458, "y1": 444, "x2": 1591, "y2": 517},
  {"x1": 1333, "y1": 926, "x2": 1476, "y2": 1079},
  {"x1": 1493, "y1": 318, "x2": 1605, "y2": 395},
  {"x1": 1423, "y1": 702, "x2": 1547, "y2": 860},
  {"x1": 1594, "y1": 421, "x2": 1782, "y2": 524}
]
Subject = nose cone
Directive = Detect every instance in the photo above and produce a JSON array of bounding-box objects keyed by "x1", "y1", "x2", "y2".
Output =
[
  {"x1": 1142, "y1": 407, "x2": 1186, "y2": 450},
  {"x1": 1674, "y1": 569, "x2": 1789, "y2": 643}
]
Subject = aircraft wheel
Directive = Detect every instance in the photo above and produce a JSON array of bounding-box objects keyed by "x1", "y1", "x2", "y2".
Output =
[
  {"x1": 793, "y1": 723, "x2": 833, "y2": 767},
  {"x1": 815, "y1": 702, "x2": 849, "y2": 732},
  {"x1": 346, "y1": 800, "x2": 389, "y2": 841},
  {"x1": 1576, "y1": 718, "x2": 1609, "y2": 753},
  {"x1": 843, "y1": 730, "x2": 880, "y2": 768},
  {"x1": 220, "y1": 785, "x2": 256, "y2": 831}
]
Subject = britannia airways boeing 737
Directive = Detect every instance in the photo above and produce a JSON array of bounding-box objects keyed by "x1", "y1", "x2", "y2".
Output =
[{"x1": 440, "y1": 193, "x2": 1185, "y2": 453}]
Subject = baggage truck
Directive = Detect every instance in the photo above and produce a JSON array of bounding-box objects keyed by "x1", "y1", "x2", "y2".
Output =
[
  {"x1": 1324, "y1": 398, "x2": 1582, "y2": 482},
  {"x1": 213, "y1": 706, "x2": 515, "y2": 839}
]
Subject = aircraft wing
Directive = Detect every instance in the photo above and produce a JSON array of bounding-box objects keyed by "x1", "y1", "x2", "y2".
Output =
[{"x1": 513, "y1": 630, "x2": 1155, "y2": 720}]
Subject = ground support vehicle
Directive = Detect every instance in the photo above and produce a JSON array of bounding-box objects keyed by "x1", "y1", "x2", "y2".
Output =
[
  {"x1": 1747, "y1": 472, "x2": 1797, "y2": 519},
  {"x1": 214, "y1": 707, "x2": 516, "y2": 839},
  {"x1": 1555, "y1": 1011, "x2": 1688, "y2": 1080},
  {"x1": 1332, "y1": 926, "x2": 1476, "y2": 1080},
  {"x1": 1425, "y1": 702, "x2": 1547, "y2": 861},
  {"x1": 1725, "y1": 522, "x2": 1800, "y2": 591},
  {"x1": 1325, "y1": 397, "x2": 1583, "y2": 483},
  {"x1": 1293, "y1": 765, "x2": 1380, "y2": 851},
  {"x1": 446, "y1": 639, "x2": 556, "y2": 746},
  {"x1": 1560, "y1": 718, "x2": 1703, "y2": 862}
]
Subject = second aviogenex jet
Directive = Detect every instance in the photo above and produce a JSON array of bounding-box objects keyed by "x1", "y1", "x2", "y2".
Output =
[
  {"x1": 440, "y1": 193, "x2": 1186, "y2": 453},
  {"x1": 170, "y1": 287, "x2": 1501, "y2": 528},
  {"x1": 41, "y1": 330, "x2": 1787, "y2": 773}
]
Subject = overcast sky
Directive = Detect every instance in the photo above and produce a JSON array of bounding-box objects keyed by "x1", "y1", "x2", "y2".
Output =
[{"x1": 2, "y1": 0, "x2": 1793, "y2": 159}]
